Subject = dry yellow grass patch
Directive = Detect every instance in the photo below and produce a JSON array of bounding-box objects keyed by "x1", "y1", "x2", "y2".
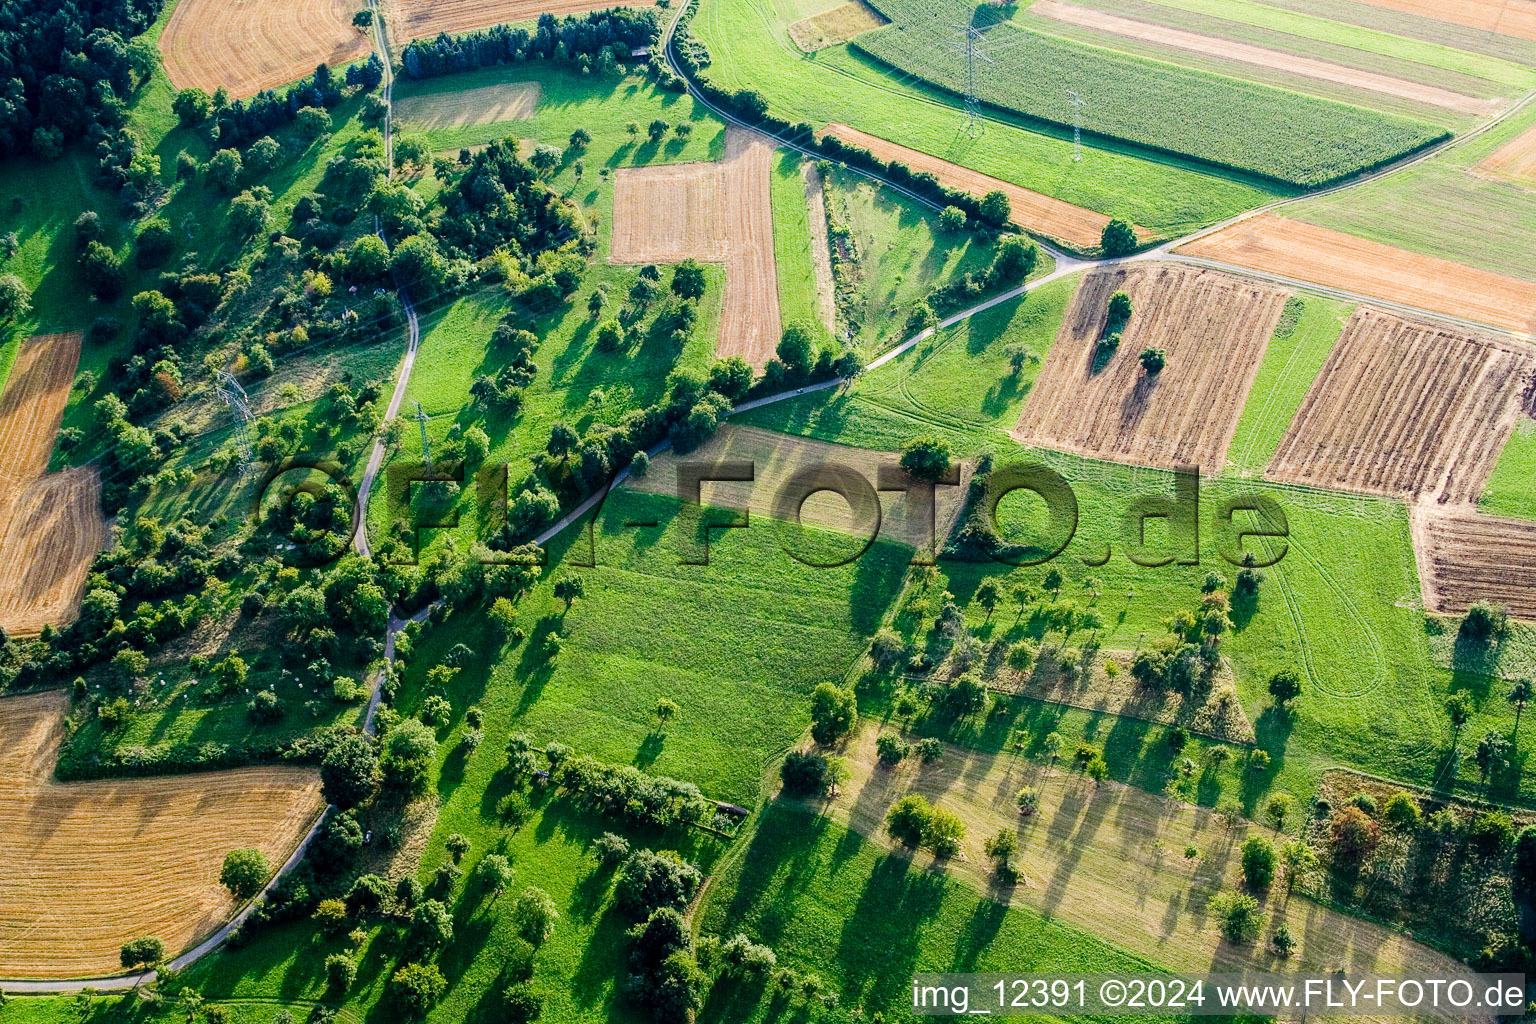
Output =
[
  {"x1": 394, "y1": 81, "x2": 541, "y2": 129},
  {"x1": 787, "y1": 0, "x2": 889, "y2": 51},
  {"x1": 0, "y1": 691, "x2": 324, "y2": 978},
  {"x1": 805, "y1": 727, "x2": 1475, "y2": 999}
]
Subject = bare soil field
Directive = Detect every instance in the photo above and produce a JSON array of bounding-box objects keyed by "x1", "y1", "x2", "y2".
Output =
[
  {"x1": 1010, "y1": 264, "x2": 1286, "y2": 473},
  {"x1": 786, "y1": 0, "x2": 889, "y2": 51},
  {"x1": 0, "y1": 691, "x2": 323, "y2": 978},
  {"x1": 622, "y1": 423, "x2": 971, "y2": 548},
  {"x1": 1350, "y1": 0, "x2": 1536, "y2": 41},
  {"x1": 1177, "y1": 214, "x2": 1536, "y2": 336},
  {"x1": 797, "y1": 727, "x2": 1472, "y2": 999},
  {"x1": 382, "y1": 0, "x2": 657, "y2": 47},
  {"x1": 1411, "y1": 505, "x2": 1536, "y2": 618},
  {"x1": 817, "y1": 123, "x2": 1151, "y2": 249},
  {"x1": 394, "y1": 82, "x2": 541, "y2": 129},
  {"x1": 610, "y1": 128, "x2": 780, "y2": 364},
  {"x1": 0, "y1": 333, "x2": 105, "y2": 636},
  {"x1": 159, "y1": 0, "x2": 369, "y2": 98},
  {"x1": 803, "y1": 162, "x2": 837, "y2": 335},
  {"x1": 1474, "y1": 122, "x2": 1536, "y2": 187},
  {"x1": 1267, "y1": 307, "x2": 1534, "y2": 502},
  {"x1": 1032, "y1": 0, "x2": 1498, "y2": 115}
]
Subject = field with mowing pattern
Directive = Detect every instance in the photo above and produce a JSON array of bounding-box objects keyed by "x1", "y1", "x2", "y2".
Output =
[
  {"x1": 381, "y1": 0, "x2": 657, "y2": 48},
  {"x1": 159, "y1": 0, "x2": 369, "y2": 97},
  {"x1": 393, "y1": 81, "x2": 542, "y2": 129},
  {"x1": 786, "y1": 0, "x2": 888, "y2": 50}
]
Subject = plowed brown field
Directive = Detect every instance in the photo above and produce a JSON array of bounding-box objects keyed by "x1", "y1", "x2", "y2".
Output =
[
  {"x1": 1032, "y1": 0, "x2": 1498, "y2": 115},
  {"x1": 1412, "y1": 505, "x2": 1536, "y2": 618},
  {"x1": 0, "y1": 691, "x2": 323, "y2": 978},
  {"x1": 0, "y1": 333, "x2": 105, "y2": 636},
  {"x1": 1351, "y1": 0, "x2": 1536, "y2": 41},
  {"x1": 610, "y1": 128, "x2": 781, "y2": 365},
  {"x1": 1176, "y1": 214, "x2": 1536, "y2": 336},
  {"x1": 1475, "y1": 123, "x2": 1536, "y2": 187},
  {"x1": 817, "y1": 123, "x2": 1151, "y2": 249},
  {"x1": 160, "y1": 0, "x2": 369, "y2": 98},
  {"x1": 382, "y1": 0, "x2": 657, "y2": 47},
  {"x1": 1011, "y1": 264, "x2": 1287, "y2": 473},
  {"x1": 1267, "y1": 308, "x2": 1534, "y2": 502}
]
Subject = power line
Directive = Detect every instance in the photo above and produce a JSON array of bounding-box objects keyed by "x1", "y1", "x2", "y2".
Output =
[
  {"x1": 413, "y1": 400, "x2": 431, "y2": 466},
  {"x1": 949, "y1": 24, "x2": 993, "y2": 138},
  {"x1": 212, "y1": 371, "x2": 255, "y2": 477}
]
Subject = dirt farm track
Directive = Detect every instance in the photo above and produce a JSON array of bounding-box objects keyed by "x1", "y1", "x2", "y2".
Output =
[
  {"x1": 0, "y1": 691, "x2": 323, "y2": 978},
  {"x1": 159, "y1": 0, "x2": 370, "y2": 98}
]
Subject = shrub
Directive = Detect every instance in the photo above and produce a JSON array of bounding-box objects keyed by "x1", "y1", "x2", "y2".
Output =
[
  {"x1": 1330, "y1": 806, "x2": 1381, "y2": 865},
  {"x1": 614, "y1": 849, "x2": 701, "y2": 918},
  {"x1": 924, "y1": 807, "x2": 966, "y2": 856},
  {"x1": 1240, "y1": 836, "x2": 1275, "y2": 891},
  {"x1": 780, "y1": 750, "x2": 842, "y2": 796},
  {"x1": 1470, "y1": 810, "x2": 1515, "y2": 856},
  {"x1": 1015, "y1": 787, "x2": 1039, "y2": 816},
  {"x1": 312, "y1": 898, "x2": 349, "y2": 936},
  {"x1": 1138, "y1": 346, "x2": 1166, "y2": 373},
  {"x1": 938, "y1": 205, "x2": 967, "y2": 231},
  {"x1": 594, "y1": 832, "x2": 631, "y2": 866},
  {"x1": 514, "y1": 886, "x2": 559, "y2": 944},
  {"x1": 220, "y1": 847, "x2": 270, "y2": 899},
  {"x1": 325, "y1": 953, "x2": 358, "y2": 993},
  {"x1": 1210, "y1": 888, "x2": 1262, "y2": 943},
  {"x1": 809, "y1": 682, "x2": 857, "y2": 745},
  {"x1": 900, "y1": 435, "x2": 953, "y2": 482},
  {"x1": 886, "y1": 794, "x2": 933, "y2": 848},
  {"x1": 876, "y1": 733, "x2": 910, "y2": 766},
  {"x1": 914, "y1": 737, "x2": 944, "y2": 763},
  {"x1": 391, "y1": 962, "x2": 447, "y2": 1016},
  {"x1": 1382, "y1": 792, "x2": 1421, "y2": 831}
]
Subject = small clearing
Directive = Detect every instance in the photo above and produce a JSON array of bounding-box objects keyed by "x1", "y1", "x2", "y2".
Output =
[
  {"x1": 1267, "y1": 307, "x2": 1535, "y2": 503},
  {"x1": 0, "y1": 691, "x2": 323, "y2": 978},
  {"x1": 1474, "y1": 121, "x2": 1536, "y2": 187},
  {"x1": 622, "y1": 423, "x2": 971, "y2": 549},
  {"x1": 818, "y1": 123, "x2": 1151, "y2": 250},
  {"x1": 160, "y1": 0, "x2": 369, "y2": 98},
  {"x1": 787, "y1": 0, "x2": 889, "y2": 51},
  {"x1": 1011, "y1": 264, "x2": 1287, "y2": 474},
  {"x1": 1031, "y1": 1, "x2": 1499, "y2": 115},
  {"x1": 382, "y1": 0, "x2": 657, "y2": 48},
  {"x1": 1177, "y1": 213, "x2": 1536, "y2": 336},
  {"x1": 393, "y1": 81, "x2": 542, "y2": 129},
  {"x1": 610, "y1": 127, "x2": 781, "y2": 365},
  {"x1": 1411, "y1": 504, "x2": 1536, "y2": 619}
]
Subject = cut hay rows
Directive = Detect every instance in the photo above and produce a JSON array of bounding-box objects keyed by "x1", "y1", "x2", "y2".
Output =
[
  {"x1": 1349, "y1": 0, "x2": 1536, "y2": 41},
  {"x1": 1011, "y1": 264, "x2": 1287, "y2": 473},
  {"x1": 1412, "y1": 505, "x2": 1536, "y2": 619},
  {"x1": 1031, "y1": 0, "x2": 1499, "y2": 115},
  {"x1": 802, "y1": 162, "x2": 836, "y2": 335},
  {"x1": 0, "y1": 691, "x2": 323, "y2": 978},
  {"x1": 817, "y1": 122, "x2": 1150, "y2": 250},
  {"x1": 1474, "y1": 122, "x2": 1536, "y2": 186},
  {"x1": 621, "y1": 423, "x2": 971, "y2": 548},
  {"x1": 610, "y1": 127, "x2": 781, "y2": 365},
  {"x1": 159, "y1": 0, "x2": 369, "y2": 98},
  {"x1": 382, "y1": 0, "x2": 657, "y2": 48},
  {"x1": 786, "y1": 0, "x2": 889, "y2": 52},
  {"x1": 806, "y1": 726, "x2": 1474, "y2": 1002},
  {"x1": 394, "y1": 82, "x2": 541, "y2": 129},
  {"x1": 1177, "y1": 213, "x2": 1536, "y2": 336},
  {"x1": 0, "y1": 333, "x2": 105, "y2": 636},
  {"x1": 1266, "y1": 307, "x2": 1534, "y2": 502}
]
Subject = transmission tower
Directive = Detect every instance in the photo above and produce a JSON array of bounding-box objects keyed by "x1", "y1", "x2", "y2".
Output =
[
  {"x1": 213, "y1": 371, "x2": 255, "y2": 476},
  {"x1": 1067, "y1": 90, "x2": 1085, "y2": 162},
  {"x1": 949, "y1": 25, "x2": 992, "y2": 138},
  {"x1": 414, "y1": 401, "x2": 431, "y2": 466}
]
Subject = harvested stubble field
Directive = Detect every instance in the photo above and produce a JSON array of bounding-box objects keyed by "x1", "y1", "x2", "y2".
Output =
[
  {"x1": 0, "y1": 691, "x2": 323, "y2": 978},
  {"x1": 0, "y1": 334, "x2": 105, "y2": 636},
  {"x1": 1266, "y1": 307, "x2": 1535, "y2": 502},
  {"x1": 1010, "y1": 264, "x2": 1286, "y2": 474},
  {"x1": 1030, "y1": 0, "x2": 1498, "y2": 115},
  {"x1": 382, "y1": 0, "x2": 657, "y2": 47},
  {"x1": 159, "y1": 0, "x2": 370, "y2": 97},
  {"x1": 393, "y1": 81, "x2": 541, "y2": 129},
  {"x1": 610, "y1": 127, "x2": 781, "y2": 364},
  {"x1": 1177, "y1": 213, "x2": 1536, "y2": 336},
  {"x1": 1350, "y1": 0, "x2": 1536, "y2": 41},
  {"x1": 786, "y1": 0, "x2": 888, "y2": 51},
  {"x1": 817, "y1": 122, "x2": 1148, "y2": 250},
  {"x1": 1412, "y1": 505, "x2": 1536, "y2": 618},
  {"x1": 622, "y1": 423, "x2": 971, "y2": 547},
  {"x1": 802, "y1": 727, "x2": 1471, "y2": 1000},
  {"x1": 1475, "y1": 121, "x2": 1536, "y2": 186}
]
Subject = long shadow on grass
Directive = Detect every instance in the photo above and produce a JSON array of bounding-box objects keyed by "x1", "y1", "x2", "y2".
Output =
[{"x1": 835, "y1": 853, "x2": 945, "y2": 1008}]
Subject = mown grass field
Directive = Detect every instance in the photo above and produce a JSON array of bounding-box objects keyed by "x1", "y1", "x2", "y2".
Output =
[
  {"x1": 690, "y1": 0, "x2": 1283, "y2": 236},
  {"x1": 1479, "y1": 417, "x2": 1536, "y2": 520},
  {"x1": 852, "y1": 0, "x2": 1447, "y2": 187}
]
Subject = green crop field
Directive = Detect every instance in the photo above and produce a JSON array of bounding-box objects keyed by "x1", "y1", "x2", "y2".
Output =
[
  {"x1": 1480, "y1": 418, "x2": 1536, "y2": 521},
  {"x1": 852, "y1": 0, "x2": 1448, "y2": 187}
]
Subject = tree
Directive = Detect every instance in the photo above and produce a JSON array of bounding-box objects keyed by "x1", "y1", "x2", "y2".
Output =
[
  {"x1": 353, "y1": 9, "x2": 373, "y2": 27},
  {"x1": 979, "y1": 189, "x2": 1011, "y2": 225},
  {"x1": 1015, "y1": 787, "x2": 1039, "y2": 816},
  {"x1": 1476, "y1": 729, "x2": 1510, "y2": 796},
  {"x1": 780, "y1": 750, "x2": 843, "y2": 796},
  {"x1": 655, "y1": 697, "x2": 680, "y2": 728},
  {"x1": 1444, "y1": 690, "x2": 1474, "y2": 750},
  {"x1": 1271, "y1": 925, "x2": 1297, "y2": 958},
  {"x1": 346, "y1": 233, "x2": 391, "y2": 281},
  {"x1": 1280, "y1": 839, "x2": 1317, "y2": 895},
  {"x1": 1101, "y1": 218, "x2": 1137, "y2": 257},
  {"x1": 1510, "y1": 679, "x2": 1533, "y2": 741},
  {"x1": 172, "y1": 87, "x2": 211, "y2": 126},
  {"x1": 647, "y1": 119, "x2": 669, "y2": 142},
  {"x1": 569, "y1": 126, "x2": 592, "y2": 150},
  {"x1": 625, "y1": 121, "x2": 640, "y2": 138},
  {"x1": 390, "y1": 234, "x2": 448, "y2": 294},
  {"x1": 886, "y1": 794, "x2": 933, "y2": 848},
  {"x1": 477, "y1": 853, "x2": 514, "y2": 896},
  {"x1": 900, "y1": 435, "x2": 952, "y2": 482},
  {"x1": 809, "y1": 682, "x2": 856, "y2": 745},
  {"x1": 528, "y1": 143, "x2": 561, "y2": 174},
  {"x1": 924, "y1": 807, "x2": 967, "y2": 857},
  {"x1": 1210, "y1": 888, "x2": 1262, "y2": 943},
  {"x1": 392, "y1": 962, "x2": 447, "y2": 1016},
  {"x1": 675, "y1": 121, "x2": 693, "y2": 139},
  {"x1": 984, "y1": 828, "x2": 1018, "y2": 870},
  {"x1": 120, "y1": 936, "x2": 165, "y2": 969},
  {"x1": 1265, "y1": 792, "x2": 1295, "y2": 831},
  {"x1": 1461, "y1": 600, "x2": 1509, "y2": 644},
  {"x1": 207, "y1": 148, "x2": 243, "y2": 193},
  {"x1": 80, "y1": 241, "x2": 125, "y2": 301},
  {"x1": 776, "y1": 321, "x2": 816, "y2": 375},
  {"x1": 1138, "y1": 347, "x2": 1166, "y2": 373},
  {"x1": 0, "y1": 273, "x2": 30, "y2": 323},
  {"x1": 614, "y1": 849, "x2": 702, "y2": 918},
  {"x1": 1268, "y1": 668, "x2": 1302, "y2": 706},
  {"x1": 1470, "y1": 810, "x2": 1515, "y2": 855},
  {"x1": 554, "y1": 576, "x2": 585, "y2": 609},
  {"x1": 514, "y1": 886, "x2": 559, "y2": 943},
  {"x1": 1240, "y1": 836, "x2": 1275, "y2": 891},
  {"x1": 876, "y1": 732, "x2": 910, "y2": 766},
  {"x1": 976, "y1": 582, "x2": 999, "y2": 622},
  {"x1": 409, "y1": 899, "x2": 454, "y2": 950},
  {"x1": 230, "y1": 190, "x2": 271, "y2": 237},
  {"x1": 135, "y1": 218, "x2": 175, "y2": 266},
  {"x1": 906, "y1": 301, "x2": 938, "y2": 336},
  {"x1": 220, "y1": 847, "x2": 270, "y2": 899},
  {"x1": 1382, "y1": 791, "x2": 1421, "y2": 831},
  {"x1": 988, "y1": 236, "x2": 1038, "y2": 284},
  {"x1": 296, "y1": 106, "x2": 333, "y2": 139},
  {"x1": 382, "y1": 717, "x2": 438, "y2": 794},
  {"x1": 1330, "y1": 806, "x2": 1381, "y2": 865},
  {"x1": 938, "y1": 205, "x2": 967, "y2": 232},
  {"x1": 547, "y1": 421, "x2": 579, "y2": 461},
  {"x1": 326, "y1": 953, "x2": 358, "y2": 994},
  {"x1": 672, "y1": 259, "x2": 706, "y2": 301},
  {"x1": 246, "y1": 136, "x2": 280, "y2": 174}
]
